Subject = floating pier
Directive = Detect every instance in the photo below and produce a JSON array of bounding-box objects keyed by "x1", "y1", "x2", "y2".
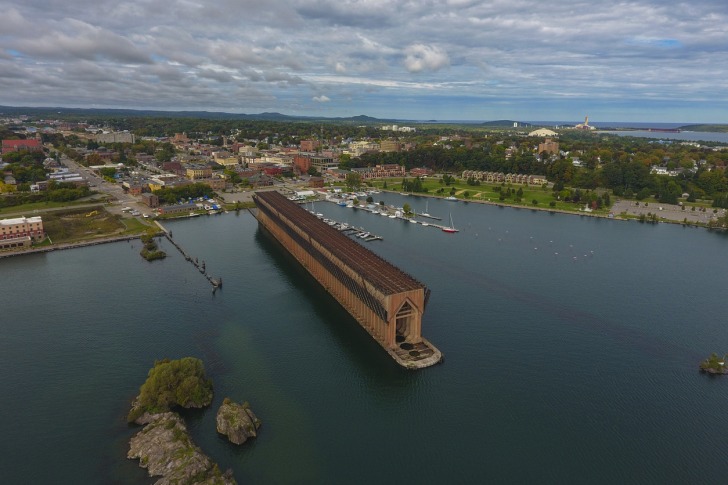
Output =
[{"x1": 253, "y1": 191, "x2": 442, "y2": 369}]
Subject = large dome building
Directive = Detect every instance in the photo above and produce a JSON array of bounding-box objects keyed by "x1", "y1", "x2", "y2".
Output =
[{"x1": 529, "y1": 128, "x2": 558, "y2": 137}]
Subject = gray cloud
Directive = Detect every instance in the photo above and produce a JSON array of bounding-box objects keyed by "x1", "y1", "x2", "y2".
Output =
[{"x1": 1, "y1": 1, "x2": 728, "y2": 120}]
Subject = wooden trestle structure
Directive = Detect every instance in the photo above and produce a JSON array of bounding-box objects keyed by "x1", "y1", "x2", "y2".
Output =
[{"x1": 253, "y1": 191, "x2": 442, "y2": 369}]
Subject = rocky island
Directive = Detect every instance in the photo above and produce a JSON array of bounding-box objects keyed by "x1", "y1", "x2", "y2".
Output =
[
  {"x1": 129, "y1": 412, "x2": 235, "y2": 485},
  {"x1": 127, "y1": 357, "x2": 236, "y2": 485},
  {"x1": 139, "y1": 234, "x2": 167, "y2": 262},
  {"x1": 699, "y1": 353, "x2": 728, "y2": 375},
  {"x1": 216, "y1": 398, "x2": 261, "y2": 445}
]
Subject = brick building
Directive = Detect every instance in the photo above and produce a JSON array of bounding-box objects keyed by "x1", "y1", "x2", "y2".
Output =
[
  {"x1": 0, "y1": 216, "x2": 44, "y2": 251},
  {"x1": 300, "y1": 139, "x2": 320, "y2": 152},
  {"x1": 2, "y1": 139, "x2": 42, "y2": 155}
]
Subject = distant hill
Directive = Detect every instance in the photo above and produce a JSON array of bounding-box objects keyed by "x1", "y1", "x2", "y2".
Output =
[
  {"x1": 0, "y1": 106, "x2": 395, "y2": 124},
  {"x1": 678, "y1": 124, "x2": 728, "y2": 133}
]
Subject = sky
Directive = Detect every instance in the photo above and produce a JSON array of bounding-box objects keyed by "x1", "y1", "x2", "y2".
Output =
[{"x1": 2, "y1": 0, "x2": 728, "y2": 123}]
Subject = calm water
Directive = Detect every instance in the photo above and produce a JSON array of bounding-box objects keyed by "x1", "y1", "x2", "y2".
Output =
[
  {"x1": 2, "y1": 197, "x2": 728, "y2": 484},
  {"x1": 597, "y1": 130, "x2": 728, "y2": 144}
]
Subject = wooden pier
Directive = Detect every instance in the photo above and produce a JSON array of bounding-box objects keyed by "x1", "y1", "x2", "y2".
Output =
[{"x1": 253, "y1": 191, "x2": 441, "y2": 369}]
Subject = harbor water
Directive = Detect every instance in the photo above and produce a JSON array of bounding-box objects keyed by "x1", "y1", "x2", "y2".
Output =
[{"x1": 2, "y1": 195, "x2": 728, "y2": 484}]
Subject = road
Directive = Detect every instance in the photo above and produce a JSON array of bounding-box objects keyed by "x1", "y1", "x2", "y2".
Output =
[{"x1": 60, "y1": 155, "x2": 152, "y2": 217}]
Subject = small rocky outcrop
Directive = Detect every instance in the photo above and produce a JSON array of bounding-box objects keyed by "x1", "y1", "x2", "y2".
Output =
[
  {"x1": 216, "y1": 398, "x2": 261, "y2": 445},
  {"x1": 128, "y1": 412, "x2": 236, "y2": 485},
  {"x1": 699, "y1": 353, "x2": 728, "y2": 375},
  {"x1": 700, "y1": 353, "x2": 728, "y2": 375}
]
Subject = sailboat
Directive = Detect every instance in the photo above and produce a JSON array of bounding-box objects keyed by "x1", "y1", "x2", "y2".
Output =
[
  {"x1": 422, "y1": 200, "x2": 431, "y2": 217},
  {"x1": 442, "y1": 213, "x2": 459, "y2": 233}
]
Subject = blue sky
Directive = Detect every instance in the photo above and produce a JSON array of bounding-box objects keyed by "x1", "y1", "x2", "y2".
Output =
[{"x1": 2, "y1": 1, "x2": 727, "y2": 123}]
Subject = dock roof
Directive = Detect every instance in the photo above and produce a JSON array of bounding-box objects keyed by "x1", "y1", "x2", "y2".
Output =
[{"x1": 255, "y1": 191, "x2": 426, "y2": 295}]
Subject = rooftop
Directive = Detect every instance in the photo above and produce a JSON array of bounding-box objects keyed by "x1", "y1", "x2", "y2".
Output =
[
  {"x1": 1, "y1": 216, "x2": 42, "y2": 225},
  {"x1": 254, "y1": 191, "x2": 426, "y2": 296}
]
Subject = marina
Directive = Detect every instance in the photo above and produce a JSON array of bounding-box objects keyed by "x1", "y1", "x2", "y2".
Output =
[{"x1": 315, "y1": 194, "x2": 457, "y2": 233}]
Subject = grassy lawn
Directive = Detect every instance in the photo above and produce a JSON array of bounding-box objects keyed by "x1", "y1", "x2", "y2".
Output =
[
  {"x1": 121, "y1": 217, "x2": 155, "y2": 234},
  {"x1": 367, "y1": 178, "x2": 610, "y2": 214}
]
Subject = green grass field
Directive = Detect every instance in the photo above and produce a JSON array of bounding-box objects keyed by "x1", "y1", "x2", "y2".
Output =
[{"x1": 367, "y1": 178, "x2": 611, "y2": 214}]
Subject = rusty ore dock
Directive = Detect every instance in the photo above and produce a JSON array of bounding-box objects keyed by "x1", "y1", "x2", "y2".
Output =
[{"x1": 253, "y1": 191, "x2": 442, "y2": 369}]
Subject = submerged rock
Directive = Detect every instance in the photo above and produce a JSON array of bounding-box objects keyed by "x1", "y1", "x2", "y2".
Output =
[
  {"x1": 128, "y1": 412, "x2": 236, "y2": 485},
  {"x1": 216, "y1": 398, "x2": 262, "y2": 445}
]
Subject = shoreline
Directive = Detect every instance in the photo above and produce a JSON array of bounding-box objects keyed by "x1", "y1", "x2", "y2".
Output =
[
  {"x1": 2, "y1": 190, "x2": 722, "y2": 260},
  {"x1": 384, "y1": 190, "x2": 723, "y2": 229},
  {"x1": 0, "y1": 233, "x2": 146, "y2": 259}
]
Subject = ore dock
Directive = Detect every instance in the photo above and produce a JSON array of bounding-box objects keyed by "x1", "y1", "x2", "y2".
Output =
[{"x1": 253, "y1": 191, "x2": 442, "y2": 369}]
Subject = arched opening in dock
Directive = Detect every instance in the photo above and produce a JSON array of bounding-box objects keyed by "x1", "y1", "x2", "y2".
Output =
[{"x1": 395, "y1": 300, "x2": 416, "y2": 343}]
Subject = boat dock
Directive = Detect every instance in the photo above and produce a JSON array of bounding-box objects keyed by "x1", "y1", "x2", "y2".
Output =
[
  {"x1": 413, "y1": 212, "x2": 441, "y2": 221},
  {"x1": 340, "y1": 226, "x2": 383, "y2": 242},
  {"x1": 307, "y1": 205, "x2": 384, "y2": 242}
]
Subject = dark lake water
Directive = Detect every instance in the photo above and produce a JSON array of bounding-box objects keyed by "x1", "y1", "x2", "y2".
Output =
[
  {"x1": 598, "y1": 130, "x2": 728, "y2": 144},
  {"x1": 3, "y1": 195, "x2": 728, "y2": 484}
]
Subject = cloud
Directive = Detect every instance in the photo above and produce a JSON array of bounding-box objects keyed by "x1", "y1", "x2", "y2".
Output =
[
  {"x1": 13, "y1": 18, "x2": 151, "y2": 64},
  {"x1": 1, "y1": 1, "x2": 728, "y2": 120},
  {"x1": 403, "y1": 44, "x2": 450, "y2": 73}
]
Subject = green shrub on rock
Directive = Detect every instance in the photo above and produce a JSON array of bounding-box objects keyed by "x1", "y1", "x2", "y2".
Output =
[{"x1": 128, "y1": 357, "x2": 213, "y2": 422}]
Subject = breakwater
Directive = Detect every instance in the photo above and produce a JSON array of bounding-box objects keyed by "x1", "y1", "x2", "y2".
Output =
[
  {"x1": 155, "y1": 221, "x2": 222, "y2": 290},
  {"x1": 0, "y1": 234, "x2": 142, "y2": 259}
]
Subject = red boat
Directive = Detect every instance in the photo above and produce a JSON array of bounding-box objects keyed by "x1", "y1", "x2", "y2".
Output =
[{"x1": 442, "y1": 213, "x2": 459, "y2": 233}]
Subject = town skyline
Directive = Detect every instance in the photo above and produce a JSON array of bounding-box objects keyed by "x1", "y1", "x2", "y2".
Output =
[{"x1": 3, "y1": 1, "x2": 728, "y2": 122}]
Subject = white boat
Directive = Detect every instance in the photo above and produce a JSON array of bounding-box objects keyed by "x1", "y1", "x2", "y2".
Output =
[
  {"x1": 445, "y1": 196, "x2": 457, "y2": 201},
  {"x1": 442, "y1": 213, "x2": 459, "y2": 233},
  {"x1": 421, "y1": 222, "x2": 429, "y2": 227},
  {"x1": 388, "y1": 214, "x2": 397, "y2": 218},
  {"x1": 409, "y1": 219, "x2": 417, "y2": 224},
  {"x1": 422, "y1": 200, "x2": 431, "y2": 217}
]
